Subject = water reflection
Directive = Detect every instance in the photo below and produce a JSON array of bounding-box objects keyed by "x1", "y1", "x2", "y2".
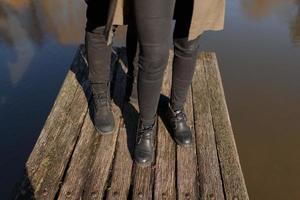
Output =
[
  {"x1": 1, "y1": 0, "x2": 300, "y2": 85},
  {"x1": 1, "y1": 0, "x2": 299, "y2": 86},
  {"x1": 290, "y1": 0, "x2": 300, "y2": 43},
  {"x1": 1, "y1": 0, "x2": 300, "y2": 48},
  {"x1": 241, "y1": 0, "x2": 300, "y2": 44},
  {"x1": 0, "y1": 0, "x2": 85, "y2": 46},
  {"x1": 0, "y1": 0, "x2": 85, "y2": 85},
  {"x1": 0, "y1": 0, "x2": 300, "y2": 199}
]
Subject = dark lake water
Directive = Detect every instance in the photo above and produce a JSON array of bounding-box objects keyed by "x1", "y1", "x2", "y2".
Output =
[{"x1": 1, "y1": 0, "x2": 300, "y2": 199}]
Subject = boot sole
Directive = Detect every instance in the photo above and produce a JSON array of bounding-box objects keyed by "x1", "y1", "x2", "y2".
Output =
[
  {"x1": 174, "y1": 138, "x2": 193, "y2": 148},
  {"x1": 134, "y1": 157, "x2": 154, "y2": 168},
  {"x1": 94, "y1": 123, "x2": 117, "y2": 135}
]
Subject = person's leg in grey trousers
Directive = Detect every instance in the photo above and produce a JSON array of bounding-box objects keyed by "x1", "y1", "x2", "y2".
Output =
[
  {"x1": 134, "y1": 0, "x2": 176, "y2": 126},
  {"x1": 170, "y1": 1, "x2": 201, "y2": 111},
  {"x1": 133, "y1": 0, "x2": 201, "y2": 124},
  {"x1": 133, "y1": 0, "x2": 176, "y2": 165},
  {"x1": 85, "y1": 0, "x2": 112, "y2": 93},
  {"x1": 126, "y1": 2, "x2": 139, "y2": 103},
  {"x1": 85, "y1": 27, "x2": 112, "y2": 93},
  {"x1": 85, "y1": 0, "x2": 116, "y2": 134},
  {"x1": 133, "y1": 0, "x2": 201, "y2": 164},
  {"x1": 167, "y1": 1, "x2": 201, "y2": 146}
]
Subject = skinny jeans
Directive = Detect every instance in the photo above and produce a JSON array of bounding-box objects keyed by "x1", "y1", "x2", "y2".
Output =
[
  {"x1": 133, "y1": 0, "x2": 200, "y2": 125},
  {"x1": 85, "y1": 0, "x2": 200, "y2": 125}
]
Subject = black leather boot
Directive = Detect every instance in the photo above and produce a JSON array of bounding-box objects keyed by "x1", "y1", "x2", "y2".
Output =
[
  {"x1": 166, "y1": 105, "x2": 192, "y2": 147},
  {"x1": 134, "y1": 119, "x2": 156, "y2": 166},
  {"x1": 91, "y1": 85, "x2": 115, "y2": 135}
]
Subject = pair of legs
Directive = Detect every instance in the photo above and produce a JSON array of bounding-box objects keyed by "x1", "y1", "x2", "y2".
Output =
[
  {"x1": 85, "y1": 0, "x2": 200, "y2": 163},
  {"x1": 86, "y1": 0, "x2": 200, "y2": 106},
  {"x1": 133, "y1": 0, "x2": 200, "y2": 125},
  {"x1": 132, "y1": 0, "x2": 200, "y2": 164},
  {"x1": 86, "y1": 0, "x2": 200, "y2": 116}
]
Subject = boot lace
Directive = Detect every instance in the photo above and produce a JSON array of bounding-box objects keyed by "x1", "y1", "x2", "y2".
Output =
[
  {"x1": 137, "y1": 124, "x2": 154, "y2": 144},
  {"x1": 174, "y1": 110, "x2": 187, "y2": 121},
  {"x1": 94, "y1": 93, "x2": 112, "y2": 111}
]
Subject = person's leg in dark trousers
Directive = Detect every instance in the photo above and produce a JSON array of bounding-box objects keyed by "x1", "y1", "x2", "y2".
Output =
[
  {"x1": 134, "y1": 0, "x2": 176, "y2": 125},
  {"x1": 133, "y1": 0, "x2": 176, "y2": 165},
  {"x1": 85, "y1": 0, "x2": 116, "y2": 134},
  {"x1": 171, "y1": 28, "x2": 200, "y2": 111},
  {"x1": 167, "y1": 0, "x2": 201, "y2": 146},
  {"x1": 125, "y1": 1, "x2": 139, "y2": 103}
]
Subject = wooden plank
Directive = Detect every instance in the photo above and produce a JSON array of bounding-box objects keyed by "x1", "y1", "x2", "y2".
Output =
[
  {"x1": 13, "y1": 47, "x2": 248, "y2": 200},
  {"x1": 105, "y1": 53, "x2": 136, "y2": 200},
  {"x1": 105, "y1": 120, "x2": 134, "y2": 200},
  {"x1": 26, "y1": 46, "x2": 86, "y2": 174},
  {"x1": 14, "y1": 46, "x2": 90, "y2": 200},
  {"x1": 81, "y1": 104, "x2": 121, "y2": 200},
  {"x1": 203, "y1": 52, "x2": 249, "y2": 199},
  {"x1": 132, "y1": 164, "x2": 155, "y2": 200},
  {"x1": 57, "y1": 112, "x2": 96, "y2": 200},
  {"x1": 130, "y1": 100, "x2": 156, "y2": 198},
  {"x1": 176, "y1": 87, "x2": 199, "y2": 200},
  {"x1": 81, "y1": 52, "x2": 126, "y2": 200},
  {"x1": 154, "y1": 53, "x2": 176, "y2": 200},
  {"x1": 57, "y1": 47, "x2": 121, "y2": 200},
  {"x1": 192, "y1": 54, "x2": 225, "y2": 200},
  {"x1": 132, "y1": 50, "x2": 178, "y2": 200},
  {"x1": 29, "y1": 79, "x2": 89, "y2": 199}
]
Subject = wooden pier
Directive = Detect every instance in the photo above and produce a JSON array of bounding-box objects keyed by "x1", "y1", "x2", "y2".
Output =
[{"x1": 13, "y1": 46, "x2": 249, "y2": 200}]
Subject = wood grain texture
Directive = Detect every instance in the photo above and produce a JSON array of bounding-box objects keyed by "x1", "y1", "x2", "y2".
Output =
[
  {"x1": 132, "y1": 164, "x2": 155, "y2": 200},
  {"x1": 176, "y1": 87, "x2": 199, "y2": 200},
  {"x1": 203, "y1": 52, "x2": 249, "y2": 200},
  {"x1": 26, "y1": 47, "x2": 86, "y2": 175},
  {"x1": 13, "y1": 48, "x2": 249, "y2": 200},
  {"x1": 105, "y1": 120, "x2": 134, "y2": 200},
  {"x1": 192, "y1": 54, "x2": 225, "y2": 200},
  {"x1": 57, "y1": 112, "x2": 96, "y2": 200},
  {"x1": 82, "y1": 53, "x2": 124, "y2": 200},
  {"x1": 81, "y1": 105, "x2": 121, "y2": 200},
  {"x1": 14, "y1": 46, "x2": 89, "y2": 200},
  {"x1": 104, "y1": 49, "x2": 136, "y2": 200},
  {"x1": 154, "y1": 53, "x2": 176, "y2": 200}
]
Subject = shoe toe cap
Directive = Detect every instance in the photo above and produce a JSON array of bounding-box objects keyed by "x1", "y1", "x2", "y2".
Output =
[
  {"x1": 176, "y1": 131, "x2": 193, "y2": 146},
  {"x1": 94, "y1": 117, "x2": 115, "y2": 134},
  {"x1": 134, "y1": 150, "x2": 153, "y2": 165}
]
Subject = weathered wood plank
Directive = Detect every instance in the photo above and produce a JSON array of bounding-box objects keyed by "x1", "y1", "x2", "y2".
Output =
[
  {"x1": 105, "y1": 53, "x2": 136, "y2": 200},
  {"x1": 56, "y1": 47, "x2": 123, "y2": 200},
  {"x1": 192, "y1": 54, "x2": 224, "y2": 200},
  {"x1": 132, "y1": 164, "x2": 155, "y2": 200},
  {"x1": 81, "y1": 105, "x2": 121, "y2": 200},
  {"x1": 82, "y1": 56, "x2": 125, "y2": 200},
  {"x1": 176, "y1": 87, "x2": 199, "y2": 200},
  {"x1": 203, "y1": 52, "x2": 249, "y2": 200},
  {"x1": 25, "y1": 47, "x2": 86, "y2": 175},
  {"x1": 105, "y1": 120, "x2": 134, "y2": 200},
  {"x1": 130, "y1": 104, "x2": 155, "y2": 200},
  {"x1": 14, "y1": 46, "x2": 90, "y2": 200},
  {"x1": 154, "y1": 54, "x2": 176, "y2": 200},
  {"x1": 29, "y1": 79, "x2": 89, "y2": 199},
  {"x1": 57, "y1": 112, "x2": 96, "y2": 200},
  {"x1": 13, "y1": 48, "x2": 248, "y2": 200}
]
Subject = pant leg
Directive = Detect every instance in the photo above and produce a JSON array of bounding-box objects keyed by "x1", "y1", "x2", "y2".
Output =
[
  {"x1": 126, "y1": 2, "x2": 139, "y2": 100},
  {"x1": 133, "y1": 0, "x2": 176, "y2": 125},
  {"x1": 85, "y1": 0, "x2": 113, "y2": 94},
  {"x1": 170, "y1": 2, "x2": 201, "y2": 110}
]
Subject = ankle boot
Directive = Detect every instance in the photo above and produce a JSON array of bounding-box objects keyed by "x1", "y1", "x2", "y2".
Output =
[
  {"x1": 167, "y1": 105, "x2": 192, "y2": 147},
  {"x1": 91, "y1": 85, "x2": 115, "y2": 135},
  {"x1": 134, "y1": 119, "x2": 156, "y2": 166}
]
